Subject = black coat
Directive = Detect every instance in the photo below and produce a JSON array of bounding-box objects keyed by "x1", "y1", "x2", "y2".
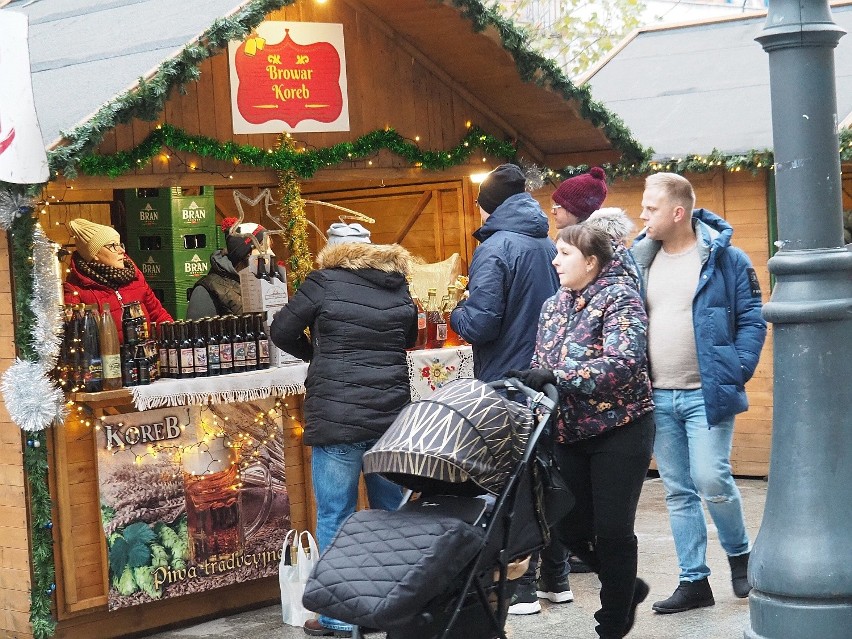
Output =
[{"x1": 270, "y1": 243, "x2": 418, "y2": 446}]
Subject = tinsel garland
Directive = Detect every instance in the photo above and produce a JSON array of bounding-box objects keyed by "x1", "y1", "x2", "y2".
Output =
[
  {"x1": 277, "y1": 135, "x2": 313, "y2": 289},
  {"x1": 78, "y1": 123, "x2": 518, "y2": 179}
]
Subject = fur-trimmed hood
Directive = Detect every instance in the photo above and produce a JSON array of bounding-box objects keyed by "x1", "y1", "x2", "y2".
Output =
[
  {"x1": 317, "y1": 242, "x2": 412, "y2": 277},
  {"x1": 583, "y1": 207, "x2": 636, "y2": 242}
]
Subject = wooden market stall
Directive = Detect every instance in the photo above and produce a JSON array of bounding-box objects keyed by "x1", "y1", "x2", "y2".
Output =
[{"x1": 0, "y1": 1, "x2": 646, "y2": 638}]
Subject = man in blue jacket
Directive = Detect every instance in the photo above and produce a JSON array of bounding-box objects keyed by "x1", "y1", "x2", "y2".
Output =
[
  {"x1": 451, "y1": 163, "x2": 559, "y2": 382},
  {"x1": 632, "y1": 173, "x2": 767, "y2": 615}
]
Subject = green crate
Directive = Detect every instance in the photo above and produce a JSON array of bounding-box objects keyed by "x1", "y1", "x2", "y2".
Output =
[
  {"x1": 149, "y1": 283, "x2": 194, "y2": 321},
  {"x1": 124, "y1": 186, "x2": 216, "y2": 232},
  {"x1": 130, "y1": 228, "x2": 219, "y2": 253},
  {"x1": 133, "y1": 248, "x2": 214, "y2": 287}
]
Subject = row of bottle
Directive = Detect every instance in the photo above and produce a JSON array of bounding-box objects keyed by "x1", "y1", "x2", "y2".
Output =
[
  {"x1": 411, "y1": 285, "x2": 466, "y2": 350},
  {"x1": 59, "y1": 303, "x2": 124, "y2": 393},
  {"x1": 156, "y1": 314, "x2": 270, "y2": 379}
]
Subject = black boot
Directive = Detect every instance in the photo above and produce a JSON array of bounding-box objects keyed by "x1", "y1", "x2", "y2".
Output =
[
  {"x1": 593, "y1": 536, "x2": 639, "y2": 638},
  {"x1": 623, "y1": 578, "x2": 650, "y2": 635},
  {"x1": 651, "y1": 578, "x2": 715, "y2": 614},
  {"x1": 728, "y1": 552, "x2": 751, "y2": 598}
]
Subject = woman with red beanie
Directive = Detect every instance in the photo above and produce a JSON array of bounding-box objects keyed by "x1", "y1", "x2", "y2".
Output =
[{"x1": 551, "y1": 167, "x2": 609, "y2": 230}]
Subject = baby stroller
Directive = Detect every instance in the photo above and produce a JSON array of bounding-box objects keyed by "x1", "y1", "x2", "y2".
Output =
[{"x1": 302, "y1": 377, "x2": 570, "y2": 639}]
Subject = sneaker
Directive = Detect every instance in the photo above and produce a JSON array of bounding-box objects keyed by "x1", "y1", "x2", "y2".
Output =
[
  {"x1": 508, "y1": 584, "x2": 541, "y2": 615},
  {"x1": 536, "y1": 576, "x2": 574, "y2": 603},
  {"x1": 303, "y1": 618, "x2": 352, "y2": 638},
  {"x1": 651, "y1": 578, "x2": 715, "y2": 614}
]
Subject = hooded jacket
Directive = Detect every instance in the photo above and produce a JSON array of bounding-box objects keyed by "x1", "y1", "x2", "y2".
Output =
[
  {"x1": 63, "y1": 253, "x2": 173, "y2": 342},
  {"x1": 532, "y1": 252, "x2": 654, "y2": 443},
  {"x1": 270, "y1": 243, "x2": 418, "y2": 446},
  {"x1": 450, "y1": 192, "x2": 559, "y2": 382},
  {"x1": 186, "y1": 250, "x2": 243, "y2": 319},
  {"x1": 630, "y1": 208, "x2": 767, "y2": 424}
]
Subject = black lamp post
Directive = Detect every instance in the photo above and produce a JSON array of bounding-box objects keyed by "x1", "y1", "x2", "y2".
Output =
[{"x1": 750, "y1": 1, "x2": 852, "y2": 638}]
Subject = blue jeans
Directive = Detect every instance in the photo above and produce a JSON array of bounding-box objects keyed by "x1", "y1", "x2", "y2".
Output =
[
  {"x1": 653, "y1": 389, "x2": 750, "y2": 582},
  {"x1": 312, "y1": 440, "x2": 403, "y2": 632}
]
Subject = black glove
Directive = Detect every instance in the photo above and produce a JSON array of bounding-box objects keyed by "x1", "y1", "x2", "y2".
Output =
[{"x1": 505, "y1": 368, "x2": 557, "y2": 392}]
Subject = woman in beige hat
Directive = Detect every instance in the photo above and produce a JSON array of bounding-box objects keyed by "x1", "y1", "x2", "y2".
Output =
[{"x1": 63, "y1": 218, "x2": 172, "y2": 341}]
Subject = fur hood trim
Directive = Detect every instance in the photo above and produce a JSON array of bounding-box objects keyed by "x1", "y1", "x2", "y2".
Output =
[
  {"x1": 583, "y1": 207, "x2": 636, "y2": 242},
  {"x1": 317, "y1": 242, "x2": 412, "y2": 276}
]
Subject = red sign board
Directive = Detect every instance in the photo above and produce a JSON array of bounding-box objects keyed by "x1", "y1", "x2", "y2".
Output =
[{"x1": 229, "y1": 23, "x2": 349, "y2": 134}]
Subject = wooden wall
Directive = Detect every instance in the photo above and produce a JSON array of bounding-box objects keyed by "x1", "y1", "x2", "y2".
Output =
[
  {"x1": 0, "y1": 230, "x2": 33, "y2": 637},
  {"x1": 602, "y1": 169, "x2": 774, "y2": 477}
]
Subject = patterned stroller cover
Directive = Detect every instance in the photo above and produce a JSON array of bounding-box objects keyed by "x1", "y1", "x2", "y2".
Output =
[{"x1": 363, "y1": 378, "x2": 535, "y2": 495}]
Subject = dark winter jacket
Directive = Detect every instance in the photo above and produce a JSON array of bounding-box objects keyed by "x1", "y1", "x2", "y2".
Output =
[
  {"x1": 270, "y1": 243, "x2": 418, "y2": 446},
  {"x1": 63, "y1": 253, "x2": 173, "y2": 343},
  {"x1": 186, "y1": 250, "x2": 243, "y2": 319},
  {"x1": 450, "y1": 192, "x2": 559, "y2": 382},
  {"x1": 631, "y1": 208, "x2": 767, "y2": 425},
  {"x1": 532, "y1": 253, "x2": 654, "y2": 443}
]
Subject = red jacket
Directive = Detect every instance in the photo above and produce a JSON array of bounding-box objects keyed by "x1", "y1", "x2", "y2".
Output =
[{"x1": 63, "y1": 254, "x2": 173, "y2": 343}]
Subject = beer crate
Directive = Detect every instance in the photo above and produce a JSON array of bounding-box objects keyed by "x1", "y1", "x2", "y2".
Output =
[
  {"x1": 150, "y1": 282, "x2": 194, "y2": 321},
  {"x1": 133, "y1": 247, "x2": 214, "y2": 289},
  {"x1": 129, "y1": 227, "x2": 222, "y2": 253},
  {"x1": 124, "y1": 186, "x2": 216, "y2": 233}
]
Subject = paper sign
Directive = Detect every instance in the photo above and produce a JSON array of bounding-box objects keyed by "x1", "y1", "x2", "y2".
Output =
[
  {"x1": 0, "y1": 12, "x2": 49, "y2": 184},
  {"x1": 229, "y1": 22, "x2": 349, "y2": 133}
]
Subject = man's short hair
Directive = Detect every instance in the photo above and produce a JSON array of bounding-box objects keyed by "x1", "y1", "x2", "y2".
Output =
[{"x1": 645, "y1": 172, "x2": 696, "y2": 213}]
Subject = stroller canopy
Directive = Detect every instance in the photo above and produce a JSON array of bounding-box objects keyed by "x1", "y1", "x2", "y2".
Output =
[{"x1": 363, "y1": 378, "x2": 534, "y2": 495}]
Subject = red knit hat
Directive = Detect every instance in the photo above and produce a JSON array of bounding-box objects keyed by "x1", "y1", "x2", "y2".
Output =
[{"x1": 552, "y1": 167, "x2": 608, "y2": 221}]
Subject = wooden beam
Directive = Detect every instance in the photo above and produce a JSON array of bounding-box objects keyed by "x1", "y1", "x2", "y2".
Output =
[{"x1": 395, "y1": 190, "x2": 433, "y2": 244}]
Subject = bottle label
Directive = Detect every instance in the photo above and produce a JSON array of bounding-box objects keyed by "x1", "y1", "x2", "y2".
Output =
[
  {"x1": 246, "y1": 342, "x2": 257, "y2": 363},
  {"x1": 194, "y1": 347, "x2": 208, "y2": 371},
  {"x1": 168, "y1": 348, "x2": 179, "y2": 374},
  {"x1": 180, "y1": 348, "x2": 194, "y2": 369},
  {"x1": 417, "y1": 311, "x2": 427, "y2": 330},
  {"x1": 436, "y1": 323, "x2": 447, "y2": 341},
  {"x1": 259, "y1": 339, "x2": 270, "y2": 363},
  {"x1": 234, "y1": 342, "x2": 246, "y2": 362},
  {"x1": 220, "y1": 343, "x2": 233, "y2": 365},
  {"x1": 84, "y1": 360, "x2": 103, "y2": 383},
  {"x1": 102, "y1": 354, "x2": 122, "y2": 380},
  {"x1": 158, "y1": 348, "x2": 169, "y2": 370},
  {"x1": 207, "y1": 344, "x2": 221, "y2": 365}
]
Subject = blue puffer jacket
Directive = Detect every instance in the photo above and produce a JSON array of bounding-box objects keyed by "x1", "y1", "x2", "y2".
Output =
[
  {"x1": 450, "y1": 192, "x2": 559, "y2": 382},
  {"x1": 630, "y1": 208, "x2": 767, "y2": 424}
]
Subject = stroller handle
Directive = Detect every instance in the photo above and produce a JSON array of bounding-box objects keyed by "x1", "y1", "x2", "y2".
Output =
[{"x1": 489, "y1": 378, "x2": 558, "y2": 412}]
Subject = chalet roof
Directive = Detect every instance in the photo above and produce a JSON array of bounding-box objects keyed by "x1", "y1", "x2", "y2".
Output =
[
  {"x1": 584, "y1": 2, "x2": 852, "y2": 159},
  {"x1": 3, "y1": 0, "x2": 646, "y2": 176}
]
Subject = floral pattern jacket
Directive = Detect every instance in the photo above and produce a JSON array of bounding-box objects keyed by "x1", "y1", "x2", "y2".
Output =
[{"x1": 532, "y1": 254, "x2": 654, "y2": 444}]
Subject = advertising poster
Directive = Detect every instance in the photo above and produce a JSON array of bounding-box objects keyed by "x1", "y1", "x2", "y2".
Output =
[
  {"x1": 0, "y1": 12, "x2": 49, "y2": 184},
  {"x1": 228, "y1": 21, "x2": 349, "y2": 133},
  {"x1": 97, "y1": 400, "x2": 290, "y2": 610}
]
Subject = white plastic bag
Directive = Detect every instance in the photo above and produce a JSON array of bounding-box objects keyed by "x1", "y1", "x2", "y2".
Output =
[{"x1": 279, "y1": 529, "x2": 319, "y2": 626}]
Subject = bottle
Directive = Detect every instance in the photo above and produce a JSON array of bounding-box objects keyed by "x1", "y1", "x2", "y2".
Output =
[
  {"x1": 255, "y1": 313, "x2": 270, "y2": 369},
  {"x1": 168, "y1": 322, "x2": 181, "y2": 378},
  {"x1": 122, "y1": 303, "x2": 138, "y2": 346},
  {"x1": 178, "y1": 320, "x2": 195, "y2": 378},
  {"x1": 121, "y1": 344, "x2": 138, "y2": 386},
  {"x1": 410, "y1": 292, "x2": 428, "y2": 350},
  {"x1": 219, "y1": 316, "x2": 234, "y2": 375},
  {"x1": 231, "y1": 315, "x2": 246, "y2": 374},
  {"x1": 82, "y1": 306, "x2": 103, "y2": 392},
  {"x1": 135, "y1": 344, "x2": 151, "y2": 385},
  {"x1": 206, "y1": 319, "x2": 221, "y2": 376},
  {"x1": 442, "y1": 285, "x2": 464, "y2": 347},
  {"x1": 158, "y1": 322, "x2": 171, "y2": 379},
  {"x1": 243, "y1": 314, "x2": 257, "y2": 372},
  {"x1": 425, "y1": 288, "x2": 446, "y2": 349},
  {"x1": 99, "y1": 303, "x2": 122, "y2": 390},
  {"x1": 192, "y1": 320, "x2": 208, "y2": 377},
  {"x1": 269, "y1": 257, "x2": 282, "y2": 282},
  {"x1": 256, "y1": 255, "x2": 271, "y2": 282}
]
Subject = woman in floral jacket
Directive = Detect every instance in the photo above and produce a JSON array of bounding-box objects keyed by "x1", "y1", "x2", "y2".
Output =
[{"x1": 509, "y1": 224, "x2": 654, "y2": 639}]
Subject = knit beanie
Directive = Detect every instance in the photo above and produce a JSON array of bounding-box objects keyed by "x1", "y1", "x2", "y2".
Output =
[
  {"x1": 222, "y1": 219, "x2": 267, "y2": 266},
  {"x1": 552, "y1": 167, "x2": 608, "y2": 221},
  {"x1": 326, "y1": 222, "x2": 372, "y2": 245},
  {"x1": 68, "y1": 218, "x2": 121, "y2": 262},
  {"x1": 476, "y1": 164, "x2": 527, "y2": 214}
]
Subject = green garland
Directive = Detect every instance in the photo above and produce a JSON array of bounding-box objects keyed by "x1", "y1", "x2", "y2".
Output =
[
  {"x1": 78, "y1": 123, "x2": 518, "y2": 179},
  {"x1": 277, "y1": 135, "x2": 313, "y2": 289},
  {"x1": 8, "y1": 209, "x2": 56, "y2": 639}
]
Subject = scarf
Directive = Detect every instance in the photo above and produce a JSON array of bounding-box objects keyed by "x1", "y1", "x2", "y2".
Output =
[{"x1": 74, "y1": 253, "x2": 137, "y2": 289}]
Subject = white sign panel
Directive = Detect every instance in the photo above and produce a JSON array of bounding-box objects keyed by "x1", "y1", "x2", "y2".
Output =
[{"x1": 0, "y1": 12, "x2": 49, "y2": 184}]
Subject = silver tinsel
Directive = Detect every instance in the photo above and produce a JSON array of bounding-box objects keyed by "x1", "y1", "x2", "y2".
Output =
[
  {"x1": 30, "y1": 225, "x2": 64, "y2": 369},
  {"x1": 0, "y1": 190, "x2": 31, "y2": 231},
  {"x1": 1, "y1": 359, "x2": 67, "y2": 432},
  {"x1": 518, "y1": 157, "x2": 548, "y2": 192}
]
